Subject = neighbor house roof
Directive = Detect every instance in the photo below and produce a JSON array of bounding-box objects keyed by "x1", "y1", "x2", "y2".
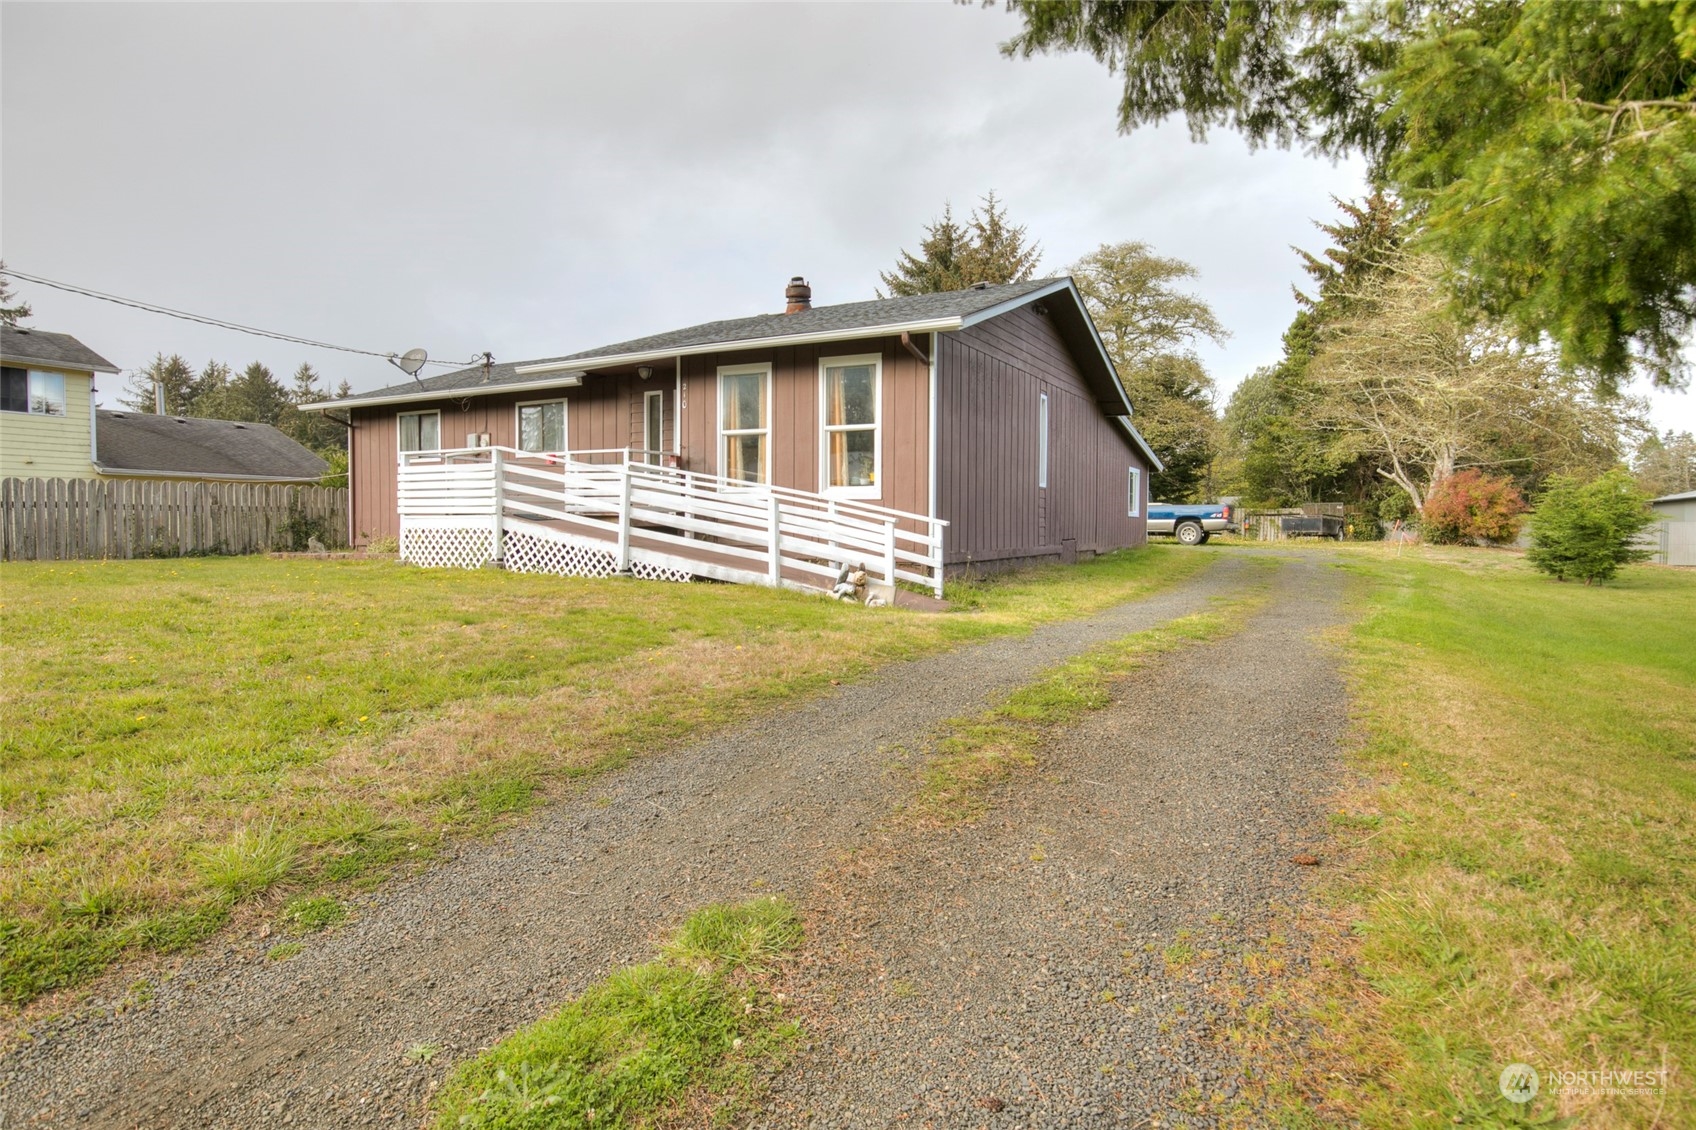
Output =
[
  {"x1": 0, "y1": 326, "x2": 120, "y2": 374},
  {"x1": 1651, "y1": 490, "x2": 1696, "y2": 504},
  {"x1": 94, "y1": 411, "x2": 329, "y2": 482},
  {"x1": 301, "y1": 276, "x2": 1162, "y2": 468}
]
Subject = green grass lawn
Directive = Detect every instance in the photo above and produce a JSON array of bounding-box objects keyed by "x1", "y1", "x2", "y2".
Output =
[
  {"x1": 1263, "y1": 548, "x2": 1695, "y2": 1128},
  {"x1": 0, "y1": 547, "x2": 1209, "y2": 1013}
]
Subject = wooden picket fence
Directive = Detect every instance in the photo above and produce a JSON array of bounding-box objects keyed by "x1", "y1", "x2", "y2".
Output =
[{"x1": 1, "y1": 477, "x2": 348, "y2": 561}]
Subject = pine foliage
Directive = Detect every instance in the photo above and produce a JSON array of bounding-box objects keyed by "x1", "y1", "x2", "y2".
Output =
[
  {"x1": 879, "y1": 192, "x2": 1041, "y2": 296},
  {"x1": 1527, "y1": 470, "x2": 1656, "y2": 583}
]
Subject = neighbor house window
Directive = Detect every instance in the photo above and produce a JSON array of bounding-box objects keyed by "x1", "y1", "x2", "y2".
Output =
[
  {"x1": 398, "y1": 410, "x2": 441, "y2": 453},
  {"x1": 1038, "y1": 392, "x2": 1049, "y2": 488},
  {"x1": 1128, "y1": 467, "x2": 1143, "y2": 517},
  {"x1": 719, "y1": 364, "x2": 770, "y2": 483},
  {"x1": 517, "y1": 399, "x2": 566, "y2": 453},
  {"x1": 820, "y1": 354, "x2": 880, "y2": 496},
  {"x1": 1, "y1": 367, "x2": 66, "y2": 416}
]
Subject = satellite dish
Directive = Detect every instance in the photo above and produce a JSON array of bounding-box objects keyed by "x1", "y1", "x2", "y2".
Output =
[{"x1": 389, "y1": 348, "x2": 429, "y2": 377}]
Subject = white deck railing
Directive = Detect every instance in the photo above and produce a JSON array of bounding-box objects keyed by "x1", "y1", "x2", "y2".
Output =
[{"x1": 397, "y1": 447, "x2": 947, "y2": 596}]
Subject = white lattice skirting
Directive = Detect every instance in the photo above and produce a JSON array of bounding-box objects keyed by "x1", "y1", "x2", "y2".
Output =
[
  {"x1": 404, "y1": 525, "x2": 692, "y2": 584},
  {"x1": 401, "y1": 526, "x2": 497, "y2": 570}
]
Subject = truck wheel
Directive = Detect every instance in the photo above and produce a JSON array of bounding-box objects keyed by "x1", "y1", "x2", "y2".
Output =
[{"x1": 1175, "y1": 520, "x2": 1205, "y2": 545}]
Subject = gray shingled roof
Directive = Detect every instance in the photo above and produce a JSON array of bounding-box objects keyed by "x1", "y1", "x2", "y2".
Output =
[
  {"x1": 0, "y1": 327, "x2": 119, "y2": 374},
  {"x1": 94, "y1": 412, "x2": 329, "y2": 481},
  {"x1": 327, "y1": 279, "x2": 1061, "y2": 404}
]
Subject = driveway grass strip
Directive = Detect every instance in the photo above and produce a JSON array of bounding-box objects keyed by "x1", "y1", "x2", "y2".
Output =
[
  {"x1": 0, "y1": 547, "x2": 1210, "y2": 1012},
  {"x1": 910, "y1": 567, "x2": 1276, "y2": 825},
  {"x1": 431, "y1": 897, "x2": 802, "y2": 1130}
]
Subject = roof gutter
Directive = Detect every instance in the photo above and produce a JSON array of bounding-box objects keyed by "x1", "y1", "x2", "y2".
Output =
[{"x1": 92, "y1": 463, "x2": 328, "y2": 483}]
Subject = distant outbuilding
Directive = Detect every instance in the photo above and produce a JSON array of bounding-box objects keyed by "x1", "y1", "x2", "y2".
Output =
[{"x1": 1648, "y1": 490, "x2": 1696, "y2": 567}]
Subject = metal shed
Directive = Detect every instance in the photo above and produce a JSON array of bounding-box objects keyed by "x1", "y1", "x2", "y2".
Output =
[{"x1": 1648, "y1": 490, "x2": 1696, "y2": 566}]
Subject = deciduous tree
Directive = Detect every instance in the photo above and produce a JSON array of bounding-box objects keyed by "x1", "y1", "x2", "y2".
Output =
[{"x1": 1070, "y1": 240, "x2": 1226, "y2": 500}]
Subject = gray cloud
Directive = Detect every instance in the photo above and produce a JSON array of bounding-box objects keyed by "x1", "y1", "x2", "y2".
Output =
[{"x1": 5, "y1": 2, "x2": 1685, "y2": 432}]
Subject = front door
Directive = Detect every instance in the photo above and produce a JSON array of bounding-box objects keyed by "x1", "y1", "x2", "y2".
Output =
[{"x1": 644, "y1": 389, "x2": 664, "y2": 465}]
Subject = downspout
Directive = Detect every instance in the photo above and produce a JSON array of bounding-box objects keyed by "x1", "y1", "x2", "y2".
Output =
[
  {"x1": 674, "y1": 355, "x2": 682, "y2": 459},
  {"x1": 928, "y1": 332, "x2": 941, "y2": 593},
  {"x1": 346, "y1": 411, "x2": 357, "y2": 547},
  {"x1": 89, "y1": 378, "x2": 98, "y2": 470}
]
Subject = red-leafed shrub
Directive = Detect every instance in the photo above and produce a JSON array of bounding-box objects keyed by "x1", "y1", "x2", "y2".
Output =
[{"x1": 1421, "y1": 470, "x2": 1528, "y2": 544}]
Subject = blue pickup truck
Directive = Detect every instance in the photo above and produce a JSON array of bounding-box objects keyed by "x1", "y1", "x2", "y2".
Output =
[{"x1": 1147, "y1": 502, "x2": 1232, "y2": 545}]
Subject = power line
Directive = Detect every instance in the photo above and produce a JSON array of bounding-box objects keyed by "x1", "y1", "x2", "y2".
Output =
[{"x1": 0, "y1": 267, "x2": 481, "y2": 368}]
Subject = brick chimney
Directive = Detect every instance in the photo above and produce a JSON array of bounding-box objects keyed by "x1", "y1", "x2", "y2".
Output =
[{"x1": 785, "y1": 276, "x2": 812, "y2": 314}]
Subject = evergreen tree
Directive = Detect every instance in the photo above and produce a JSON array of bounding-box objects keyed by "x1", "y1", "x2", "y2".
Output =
[
  {"x1": 961, "y1": 191, "x2": 1043, "y2": 287},
  {"x1": 1527, "y1": 470, "x2": 1656, "y2": 584},
  {"x1": 224, "y1": 362, "x2": 291, "y2": 426},
  {"x1": 189, "y1": 360, "x2": 235, "y2": 419},
  {"x1": 0, "y1": 262, "x2": 31, "y2": 327},
  {"x1": 1221, "y1": 193, "x2": 1402, "y2": 505},
  {"x1": 119, "y1": 354, "x2": 197, "y2": 415},
  {"x1": 1005, "y1": 0, "x2": 1696, "y2": 386},
  {"x1": 879, "y1": 193, "x2": 1042, "y2": 296},
  {"x1": 879, "y1": 204, "x2": 973, "y2": 297}
]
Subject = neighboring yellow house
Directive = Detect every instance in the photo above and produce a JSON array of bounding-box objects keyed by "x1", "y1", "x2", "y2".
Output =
[{"x1": 0, "y1": 326, "x2": 115, "y2": 479}]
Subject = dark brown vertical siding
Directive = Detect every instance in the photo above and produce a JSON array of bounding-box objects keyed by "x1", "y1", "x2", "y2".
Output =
[{"x1": 937, "y1": 305, "x2": 1149, "y2": 569}]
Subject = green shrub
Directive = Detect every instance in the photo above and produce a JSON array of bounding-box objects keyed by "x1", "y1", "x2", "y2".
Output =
[
  {"x1": 1526, "y1": 469, "x2": 1655, "y2": 583},
  {"x1": 1420, "y1": 469, "x2": 1527, "y2": 544}
]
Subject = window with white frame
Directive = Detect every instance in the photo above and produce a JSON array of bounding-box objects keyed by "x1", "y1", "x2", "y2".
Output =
[
  {"x1": 398, "y1": 410, "x2": 441, "y2": 453},
  {"x1": 1038, "y1": 392, "x2": 1049, "y2": 488},
  {"x1": 0, "y1": 367, "x2": 67, "y2": 416},
  {"x1": 1128, "y1": 466, "x2": 1143, "y2": 517},
  {"x1": 719, "y1": 364, "x2": 770, "y2": 484},
  {"x1": 517, "y1": 399, "x2": 566, "y2": 453},
  {"x1": 820, "y1": 354, "x2": 880, "y2": 495}
]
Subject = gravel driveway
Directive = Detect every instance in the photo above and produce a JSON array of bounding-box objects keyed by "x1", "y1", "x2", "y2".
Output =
[
  {"x1": 762, "y1": 555, "x2": 1348, "y2": 1127},
  {"x1": 0, "y1": 554, "x2": 1304, "y2": 1129}
]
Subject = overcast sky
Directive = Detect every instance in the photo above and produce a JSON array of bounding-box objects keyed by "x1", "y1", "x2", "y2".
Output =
[{"x1": 3, "y1": 2, "x2": 1689, "y2": 433}]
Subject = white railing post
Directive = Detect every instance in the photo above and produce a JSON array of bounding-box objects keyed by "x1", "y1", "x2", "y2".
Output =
[
  {"x1": 490, "y1": 447, "x2": 505, "y2": 564},
  {"x1": 931, "y1": 521, "x2": 945, "y2": 598},
  {"x1": 883, "y1": 519, "x2": 897, "y2": 589},
  {"x1": 768, "y1": 495, "x2": 783, "y2": 587},
  {"x1": 616, "y1": 465, "x2": 634, "y2": 574}
]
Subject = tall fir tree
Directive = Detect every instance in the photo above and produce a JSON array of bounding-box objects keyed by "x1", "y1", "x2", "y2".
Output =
[
  {"x1": 119, "y1": 353, "x2": 198, "y2": 415},
  {"x1": 879, "y1": 193, "x2": 1041, "y2": 296},
  {"x1": 0, "y1": 262, "x2": 31, "y2": 327}
]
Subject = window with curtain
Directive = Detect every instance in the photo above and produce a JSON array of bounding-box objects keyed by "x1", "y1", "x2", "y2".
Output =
[
  {"x1": 398, "y1": 411, "x2": 440, "y2": 453},
  {"x1": 518, "y1": 400, "x2": 566, "y2": 453},
  {"x1": 1128, "y1": 467, "x2": 1143, "y2": 517},
  {"x1": 821, "y1": 356, "x2": 878, "y2": 494},
  {"x1": 720, "y1": 367, "x2": 768, "y2": 483},
  {"x1": 1038, "y1": 392, "x2": 1049, "y2": 488}
]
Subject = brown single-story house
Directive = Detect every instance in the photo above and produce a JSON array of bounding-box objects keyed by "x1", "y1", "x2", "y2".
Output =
[{"x1": 306, "y1": 276, "x2": 1160, "y2": 584}]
